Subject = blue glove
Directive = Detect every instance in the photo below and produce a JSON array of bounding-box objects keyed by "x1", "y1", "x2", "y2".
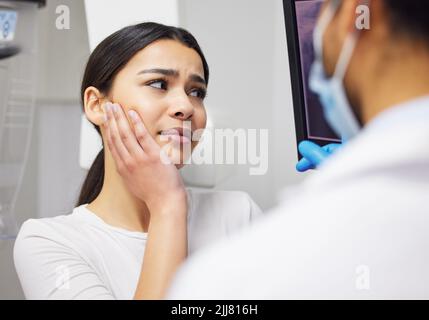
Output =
[{"x1": 296, "y1": 140, "x2": 342, "y2": 172}]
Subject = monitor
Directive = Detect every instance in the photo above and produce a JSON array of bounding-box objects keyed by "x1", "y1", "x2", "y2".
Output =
[{"x1": 283, "y1": 0, "x2": 341, "y2": 158}]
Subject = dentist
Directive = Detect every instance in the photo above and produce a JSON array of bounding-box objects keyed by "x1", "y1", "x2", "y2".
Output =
[{"x1": 167, "y1": 0, "x2": 429, "y2": 299}]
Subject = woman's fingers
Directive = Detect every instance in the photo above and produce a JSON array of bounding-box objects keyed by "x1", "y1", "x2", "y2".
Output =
[
  {"x1": 128, "y1": 109, "x2": 161, "y2": 157},
  {"x1": 104, "y1": 102, "x2": 132, "y2": 170},
  {"x1": 103, "y1": 104, "x2": 123, "y2": 170},
  {"x1": 104, "y1": 102, "x2": 167, "y2": 171},
  {"x1": 111, "y1": 103, "x2": 145, "y2": 159}
]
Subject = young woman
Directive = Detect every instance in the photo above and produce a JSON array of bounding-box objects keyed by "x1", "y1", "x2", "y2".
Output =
[{"x1": 13, "y1": 22, "x2": 262, "y2": 300}]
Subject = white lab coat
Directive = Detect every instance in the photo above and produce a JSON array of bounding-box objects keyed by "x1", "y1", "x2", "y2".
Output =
[{"x1": 167, "y1": 96, "x2": 429, "y2": 299}]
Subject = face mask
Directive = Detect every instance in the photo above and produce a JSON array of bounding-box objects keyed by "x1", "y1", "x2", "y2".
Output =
[{"x1": 309, "y1": 0, "x2": 361, "y2": 141}]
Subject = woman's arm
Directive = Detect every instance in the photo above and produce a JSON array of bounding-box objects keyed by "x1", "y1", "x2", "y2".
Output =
[
  {"x1": 103, "y1": 102, "x2": 188, "y2": 299},
  {"x1": 133, "y1": 199, "x2": 187, "y2": 299}
]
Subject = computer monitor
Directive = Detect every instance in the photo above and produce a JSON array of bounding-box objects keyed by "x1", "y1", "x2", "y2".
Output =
[{"x1": 283, "y1": 0, "x2": 341, "y2": 157}]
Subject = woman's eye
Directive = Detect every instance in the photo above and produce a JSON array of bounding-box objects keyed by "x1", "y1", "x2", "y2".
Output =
[
  {"x1": 147, "y1": 80, "x2": 167, "y2": 90},
  {"x1": 189, "y1": 88, "x2": 207, "y2": 99}
]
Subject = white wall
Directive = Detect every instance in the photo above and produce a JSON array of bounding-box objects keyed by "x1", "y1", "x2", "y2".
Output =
[{"x1": 84, "y1": 0, "x2": 179, "y2": 51}]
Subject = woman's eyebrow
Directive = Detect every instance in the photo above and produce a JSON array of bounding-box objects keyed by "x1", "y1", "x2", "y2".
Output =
[
  {"x1": 189, "y1": 74, "x2": 206, "y2": 86},
  {"x1": 137, "y1": 68, "x2": 178, "y2": 77},
  {"x1": 137, "y1": 68, "x2": 206, "y2": 85}
]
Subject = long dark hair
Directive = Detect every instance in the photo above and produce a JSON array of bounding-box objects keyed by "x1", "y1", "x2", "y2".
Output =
[{"x1": 77, "y1": 22, "x2": 209, "y2": 206}]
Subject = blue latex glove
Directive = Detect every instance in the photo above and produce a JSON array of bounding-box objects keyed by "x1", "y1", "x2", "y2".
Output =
[{"x1": 296, "y1": 140, "x2": 342, "y2": 172}]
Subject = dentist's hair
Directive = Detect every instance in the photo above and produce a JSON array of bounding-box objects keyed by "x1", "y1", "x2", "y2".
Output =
[
  {"x1": 384, "y1": 1, "x2": 429, "y2": 43},
  {"x1": 77, "y1": 22, "x2": 209, "y2": 206}
]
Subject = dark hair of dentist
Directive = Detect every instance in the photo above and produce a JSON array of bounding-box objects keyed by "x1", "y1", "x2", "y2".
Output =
[
  {"x1": 384, "y1": 1, "x2": 429, "y2": 43},
  {"x1": 78, "y1": 22, "x2": 209, "y2": 205}
]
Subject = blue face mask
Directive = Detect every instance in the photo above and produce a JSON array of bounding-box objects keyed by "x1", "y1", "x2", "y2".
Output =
[{"x1": 309, "y1": 0, "x2": 361, "y2": 141}]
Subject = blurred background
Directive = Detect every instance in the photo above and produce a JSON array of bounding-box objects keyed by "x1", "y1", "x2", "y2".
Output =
[{"x1": 0, "y1": 0, "x2": 305, "y2": 299}]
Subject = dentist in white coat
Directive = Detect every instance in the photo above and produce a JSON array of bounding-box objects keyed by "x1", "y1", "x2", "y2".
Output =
[{"x1": 167, "y1": 0, "x2": 429, "y2": 299}]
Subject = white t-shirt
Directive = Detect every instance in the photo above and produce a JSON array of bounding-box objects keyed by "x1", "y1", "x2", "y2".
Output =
[{"x1": 13, "y1": 188, "x2": 262, "y2": 300}]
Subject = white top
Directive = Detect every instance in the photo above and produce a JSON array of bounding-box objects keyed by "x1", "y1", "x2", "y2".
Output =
[
  {"x1": 167, "y1": 96, "x2": 429, "y2": 299},
  {"x1": 14, "y1": 188, "x2": 262, "y2": 300}
]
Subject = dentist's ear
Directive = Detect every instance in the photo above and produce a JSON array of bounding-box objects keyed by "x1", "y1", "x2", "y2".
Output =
[
  {"x1": 83, "y1": 86, "x2": 108, "y2": 126},
  {"x1": 337, "y1": 0, "x2": 362, "y2": 35}
]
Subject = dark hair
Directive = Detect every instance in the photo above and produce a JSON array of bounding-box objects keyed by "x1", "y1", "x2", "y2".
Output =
[
  {"x1": 384, "y1": 0, "x2": 429, "y2": 44},
  {"x1": 77, "y1": 22, "x2": 209, "y2": 206}
]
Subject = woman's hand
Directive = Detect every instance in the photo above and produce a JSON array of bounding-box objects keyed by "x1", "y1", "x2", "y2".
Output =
[
  {"x1": 103, "y1": 102, "x2": 188, "y2": 299},
  {"x1": 103, "y1": 102, "x2": 187, "y2": 213}
]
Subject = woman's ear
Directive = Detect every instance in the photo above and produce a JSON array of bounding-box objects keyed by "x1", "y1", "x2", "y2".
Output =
[{"x1": 83, "y1": 86, "x2": 107, "y2": 126}]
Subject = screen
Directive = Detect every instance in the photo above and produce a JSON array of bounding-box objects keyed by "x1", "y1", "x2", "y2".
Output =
[{"x1": 287, "y1": 0, "x2": 341, "y2": 144}]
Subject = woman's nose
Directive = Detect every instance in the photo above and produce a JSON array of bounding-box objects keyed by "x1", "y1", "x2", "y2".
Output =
[{"x1": 168, "y1": 95, "x2": 194, "y2": 120}]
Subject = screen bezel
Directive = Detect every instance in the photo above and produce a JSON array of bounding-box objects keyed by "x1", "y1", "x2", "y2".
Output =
[{"x1": 283, "y1": 0, "x2": 340, "y2": 158}]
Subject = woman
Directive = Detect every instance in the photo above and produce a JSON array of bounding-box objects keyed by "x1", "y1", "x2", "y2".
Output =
[{"x1": 13, "y1": 22, "x2": 262, "y2": 300}]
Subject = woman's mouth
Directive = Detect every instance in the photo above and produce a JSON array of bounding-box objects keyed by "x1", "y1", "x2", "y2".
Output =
[{"x1": 158, "y1": 127, "x2": 192, "y2": 144}]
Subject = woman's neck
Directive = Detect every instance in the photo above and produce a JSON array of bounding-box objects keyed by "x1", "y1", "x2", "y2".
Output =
[{"x1": 86, "y1": 156, "x2": 150, "y2": 233}]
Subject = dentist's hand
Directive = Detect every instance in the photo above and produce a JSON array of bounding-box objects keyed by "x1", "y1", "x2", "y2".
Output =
[
  {"x1": 103, "y1": 102, "x2": 187, "y2": 212},
  {"x1": 296, "y1": 140, "x2": 341, "y2": 172}
]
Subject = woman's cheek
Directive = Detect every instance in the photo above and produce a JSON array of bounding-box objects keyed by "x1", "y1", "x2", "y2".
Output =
[
  {"x1": 194, "y1": 107, "x2": 207, "y2": 129},
  {"x1": 133, "y1": 106, "x2": 160, "y2": 138}
]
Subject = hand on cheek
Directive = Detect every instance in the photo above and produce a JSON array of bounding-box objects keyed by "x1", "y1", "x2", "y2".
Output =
[{"x1": 102, "y1": 102, "x2": 187, "y2": 213}]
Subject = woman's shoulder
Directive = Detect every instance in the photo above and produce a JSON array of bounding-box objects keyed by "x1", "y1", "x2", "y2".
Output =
[
  {"x1": 14, "y1": 205, "x2": 93, "y2": 255},
  {"x1": 17, "y1": 205, "x2": 85, "y2": 235},
  {"x1": 13, "y1": 206, "x2": 116, "y2": 300}
]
